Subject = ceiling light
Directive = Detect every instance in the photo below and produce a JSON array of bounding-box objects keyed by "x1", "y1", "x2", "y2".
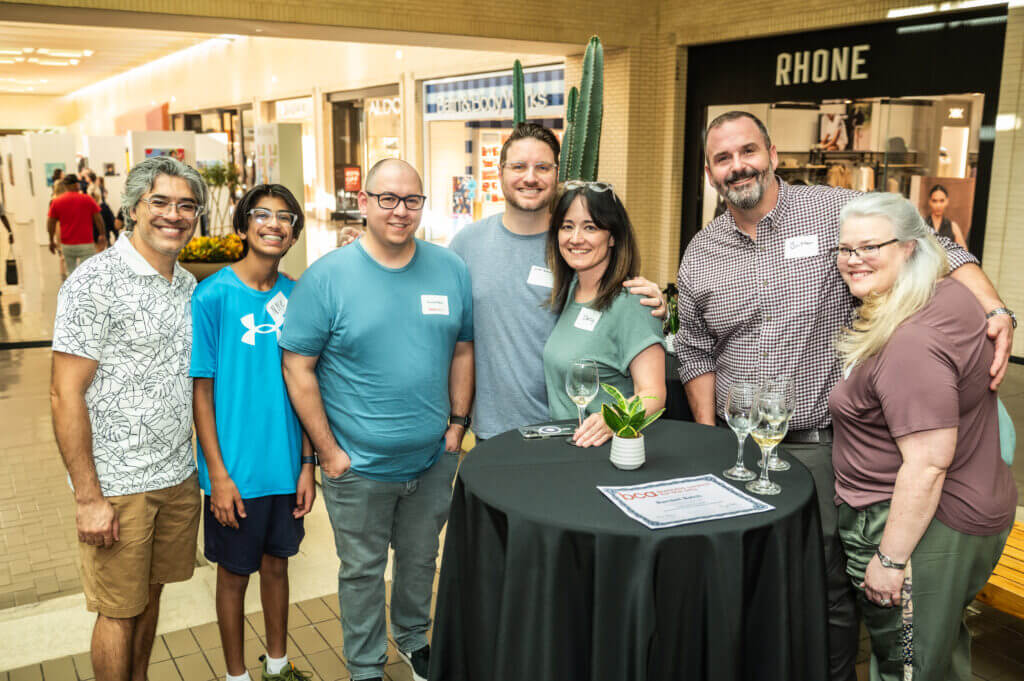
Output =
[
  {"x1": 83, "y1": 49, "x2": 94, "y2": 57},
  {"x1": 37, "y1": 59, "x2": 72, "y2": 66},
  {"x1": 14, "y1": 57, "x2": 24, "y2": 62},
  {"x1": 395, "y1": 49, "x2": 403, "y2": 60},
  {"x1": 70, "y1": 59, "x2": 79, "y2": 65},
  {"x1": 47, "y1": 50, "x2": 86, "y2": 59},
  {"x1": 0, "y1": 59, "x2": 15, "y2": 64},
  {"x1": 22, "y1": 47, "x2": 32, "y2": 53},
  {"x1": 887, "y1": 4, "x2": 938, "y2": 16},
  {"x1": 0, "y1": 49, "x2": 23, "y2": 55},
  {"x1": 26, "y1": 56, "x2": 37, "y2": 63},
  {"x1": 171, "y1": 95, "x2": 176, "y2": 102}
]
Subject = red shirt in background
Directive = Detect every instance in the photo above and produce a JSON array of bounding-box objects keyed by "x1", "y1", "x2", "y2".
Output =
[{"x1": 49, "y1": 191, "x2": 100, "y2": 245}]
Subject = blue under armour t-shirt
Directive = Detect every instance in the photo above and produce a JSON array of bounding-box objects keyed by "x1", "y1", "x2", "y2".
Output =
[
  {"x1": 279, "y1": 239, "x2": 473, "y2": 482},
  {"x1": 190, "y1": 266, "x2": 303, "y2": 498}
]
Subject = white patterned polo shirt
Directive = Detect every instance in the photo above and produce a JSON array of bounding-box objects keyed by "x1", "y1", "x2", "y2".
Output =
[{"x1": 53, "y1": 234, "x2": 197, "y2": 496}]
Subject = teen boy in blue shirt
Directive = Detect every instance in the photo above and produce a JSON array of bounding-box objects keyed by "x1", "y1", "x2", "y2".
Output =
[{"x1": 191, "y1": 184, "x2": 315, "y2": 681}]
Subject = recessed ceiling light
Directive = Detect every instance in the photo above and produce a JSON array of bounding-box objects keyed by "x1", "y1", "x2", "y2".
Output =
[
  {"x1": 83, "y1": 49, "x2": 94, "y2": 57},
  {"x1": 0, "y1": 49, "x2": 23, "y2": 55},
  {"x1": 22, "y1": 47, "x2": 32, "y2": 53},
  {"x1": 0, "y1": 58, "x2": 15, "y2": 64},
  {"x1": 395, "y1": 49, "x2": 403, "y2": 60},
  {"x1": 70, "y1": 58, "x2": 79, "y2": 65},
  {"x1": 171, "y1": 95, "x2": 176, "y2": 102}
]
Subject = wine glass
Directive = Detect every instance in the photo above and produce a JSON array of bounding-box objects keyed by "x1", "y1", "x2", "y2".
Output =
[
  {"x1": 723, "y1": 381, "x2": 758, "y2": 481},
  {"x1": 760, "y1": 376, "x2": 794, "y2": 472},
  {"x1": 565, "y1": 359, "x2": 600, "y2": 442},
  {"x1": 746, "y1": 391, "x2": 788, "y2": 496}
]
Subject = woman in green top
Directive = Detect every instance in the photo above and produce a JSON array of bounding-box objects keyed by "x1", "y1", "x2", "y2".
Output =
[{"x1": 542, "y1": 181, "x2": 666, "y2": 447}]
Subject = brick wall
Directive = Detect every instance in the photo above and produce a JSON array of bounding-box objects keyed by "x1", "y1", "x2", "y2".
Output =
[{"x1": 983, "y1": 5, "x2": 1024, "y2": 356}]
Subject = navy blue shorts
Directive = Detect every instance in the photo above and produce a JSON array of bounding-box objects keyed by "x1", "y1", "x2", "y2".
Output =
[{"x1": 203, "y1": 494, "x2": 305, "y2": 575}]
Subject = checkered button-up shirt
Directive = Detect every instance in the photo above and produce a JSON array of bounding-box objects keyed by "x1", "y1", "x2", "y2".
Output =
[{"x1": 674, "y1": 178, "x2": 979, "y2": 431}]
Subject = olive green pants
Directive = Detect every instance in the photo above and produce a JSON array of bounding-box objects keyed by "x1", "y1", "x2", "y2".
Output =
[{"x1": 837, "y1": 502, "x2": 1008, "y2": 681}]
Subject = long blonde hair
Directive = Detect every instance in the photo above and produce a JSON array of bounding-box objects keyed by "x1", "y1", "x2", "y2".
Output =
[{"x1": 835, "y1": 193, "x2": 950, "y2": 369}]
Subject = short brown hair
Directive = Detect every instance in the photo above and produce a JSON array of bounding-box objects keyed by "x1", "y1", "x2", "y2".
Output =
[{"x1": 500, "y1": 123, "x2": 560, "y2": 166}]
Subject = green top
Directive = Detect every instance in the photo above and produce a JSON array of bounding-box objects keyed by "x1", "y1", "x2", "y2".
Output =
[{"x1": 542, "y1": 280, "x2": 665, "y2": 420}]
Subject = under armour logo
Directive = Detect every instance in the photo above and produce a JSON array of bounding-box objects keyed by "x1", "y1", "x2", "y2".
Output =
[{"x1": 240, "y1": 313, "x2": 283, "y2": 346}]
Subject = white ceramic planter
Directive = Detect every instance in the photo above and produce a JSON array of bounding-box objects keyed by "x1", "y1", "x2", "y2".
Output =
[{"x1": 610, "y1": 434, "x2": 646, "y2": 470}]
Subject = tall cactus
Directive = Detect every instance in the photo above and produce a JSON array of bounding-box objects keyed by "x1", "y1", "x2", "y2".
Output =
[
  {"x1": 558, "y1": 87, "x2": 579, "y2": 182},
  {"x1": 512, "y1": 60, "x2": 526, "y2": 127},
  {"x1": 560, "y1": 36, "x2": 604, "y2": 182}
]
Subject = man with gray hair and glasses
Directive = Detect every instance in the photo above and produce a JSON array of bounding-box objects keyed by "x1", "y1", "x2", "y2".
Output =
[{"x1": 50, "y1": 156, "x2": 208, "y2": 681}]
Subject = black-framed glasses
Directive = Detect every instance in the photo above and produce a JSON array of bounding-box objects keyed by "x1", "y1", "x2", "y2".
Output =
[
  {"x1": 139, "y1": 195, "x2": 203, "y2": 220},
  {"x1": 563, "y1": 180, "x2": 615, "y2": 193},
  {"x1": 501, "y1": 162, "x2": 557, "y2": 175},
  {"x1": 366, "y1": 192, "x2": 426, "y2": 211},
  {"x1": 248, "y1": 208, "x2": 299, "y2": 227},
  {"x1": 831, "y1": 239, "x2": 901, "y2": 260}
]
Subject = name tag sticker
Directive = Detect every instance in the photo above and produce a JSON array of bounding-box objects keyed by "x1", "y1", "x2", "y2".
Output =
[
  {"x1": 265, "y1": 292, "x2": 288, "y2": 325},
  {"x1": 527, "y1": 265, "x2": 554, "y2": 288},
  {"x1": 784, "y1": 235, "x2": 819, "y2": 259},
  {"x1": 574, "y1": 307, "x2": 602, "y2": 331},
  {"x1": 421, "y1": 294, "x2": 450, "y2": 316}
]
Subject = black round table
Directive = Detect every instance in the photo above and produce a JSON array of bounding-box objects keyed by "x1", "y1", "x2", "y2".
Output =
[{"x1": 428, "y1": 420, "x2": 829, "y2": 681}]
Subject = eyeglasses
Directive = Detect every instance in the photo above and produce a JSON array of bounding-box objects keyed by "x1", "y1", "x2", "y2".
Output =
[
  {"x1": 249, "y1": 208, "x2": 299, "y2": 227},
  {"x1": 139, "y1": 195, "x2": 203, "y2": 220},
  {"x1": 366, "y1": 192, "x2": 426, "y2": 211},
  {"x1": 501, "y1": 162, "x2": 557, "y2": 176},
  {"x1": 831, "y1": 239, "x2": 901, "y2": 260},
  {"x1": 563, "y1": 180, "x2": 615, "y2": 193}
]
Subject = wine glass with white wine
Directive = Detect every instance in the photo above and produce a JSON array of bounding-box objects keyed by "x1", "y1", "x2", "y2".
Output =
[
  {"x1": 746, "y1": 391, "x2": 788, "y2": 495},
  {"x1": 760, "y1": 376, "x2": 794, "y2": 472},
  {"x1": 565, "y1": 359, "x2": 600, "y2": 446},
  {"x1": 723, "y1": 381, "x2": 758, "y2": 481}
]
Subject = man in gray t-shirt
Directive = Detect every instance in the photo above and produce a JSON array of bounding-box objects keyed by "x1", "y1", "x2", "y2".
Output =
[{"x1": 449, "y1": 124, "x2": 665, "y2": 439}]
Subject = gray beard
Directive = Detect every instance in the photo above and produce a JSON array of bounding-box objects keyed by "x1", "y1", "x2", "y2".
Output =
[{"x1": 714, "y1": 171, "x2": 770, "y2": 210}]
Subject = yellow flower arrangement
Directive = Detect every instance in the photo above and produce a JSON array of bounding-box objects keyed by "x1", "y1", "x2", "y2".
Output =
[{"x1": 177, "y1": 233, "x2": 244, "y2": 263}]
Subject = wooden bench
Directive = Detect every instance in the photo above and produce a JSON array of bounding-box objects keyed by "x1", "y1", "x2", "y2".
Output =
[{"x1": 976, "y1": 521, "x2": 1024, "y2": 619}]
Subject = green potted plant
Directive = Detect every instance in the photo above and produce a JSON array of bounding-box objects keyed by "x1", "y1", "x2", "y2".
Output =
[
  {"x1": 600, "y1": 384, "x2": 665, "y2": 470},
  {"x1": 197, "y1": 161, "x2": 240, "y2": 235}
]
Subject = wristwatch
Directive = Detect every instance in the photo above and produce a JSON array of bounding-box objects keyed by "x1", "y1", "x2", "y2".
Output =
[
  {"x1": 876, "y1": 549, "x2": 907, "y2": 570},
  {"x1": 449, "y1": 414, "x2": 471, "y2": 429},
  {"x1": 986, "y1": 307, "x2": 1017, "y2": 329}
]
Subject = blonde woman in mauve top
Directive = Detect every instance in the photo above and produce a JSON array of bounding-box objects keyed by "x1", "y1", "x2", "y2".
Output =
[{"x1": 828, "y1": 193, "x2": 1015, "y2": 681}]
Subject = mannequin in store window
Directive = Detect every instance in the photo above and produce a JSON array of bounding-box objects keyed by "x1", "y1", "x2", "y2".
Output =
[{"x1": 925, "y1": 184, "x2": 968, "y2": 250}]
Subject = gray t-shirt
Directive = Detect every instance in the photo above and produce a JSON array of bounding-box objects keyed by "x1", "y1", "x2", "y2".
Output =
[{"x1": 449, "y1": 213, "x2": 557, "y2": 438}]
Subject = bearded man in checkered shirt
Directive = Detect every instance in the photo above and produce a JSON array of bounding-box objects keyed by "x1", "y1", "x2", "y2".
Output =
[{"x1": 675, "y1": 111, "x2": 1015, "y2": 681}]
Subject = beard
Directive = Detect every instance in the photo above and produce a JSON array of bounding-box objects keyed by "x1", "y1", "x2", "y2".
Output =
[{"x1": 712, "y1": 166, "x2": 772, "y2": 210}]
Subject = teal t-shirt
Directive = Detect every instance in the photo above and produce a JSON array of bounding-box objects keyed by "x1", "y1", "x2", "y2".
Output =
[
  {"x1": 190, "y1": 266, "x2": 303, "y2": 498},
  {"x1": 279, "y1": 240, "x2": 473, "y2": 481},
  {"x1": 543, "y1": 281, "x2": 664, "y2": 420}
]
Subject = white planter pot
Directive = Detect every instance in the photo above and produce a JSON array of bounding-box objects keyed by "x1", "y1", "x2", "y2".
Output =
[{"x1": 610, "y1": 434, "x2": 645, "y2": 470}]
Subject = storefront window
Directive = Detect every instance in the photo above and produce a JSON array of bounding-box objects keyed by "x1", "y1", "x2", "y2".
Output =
[{"x1": 701, "y1": 95, "x2": 983, "y2": 248}]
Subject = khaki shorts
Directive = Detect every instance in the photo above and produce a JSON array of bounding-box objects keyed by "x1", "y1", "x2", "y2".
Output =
[{"x1": 79, "y1": 474, "x2": 201, "y2": 618}]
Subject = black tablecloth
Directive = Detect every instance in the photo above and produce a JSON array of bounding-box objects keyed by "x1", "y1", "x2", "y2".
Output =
[{"x1": 429, "y1": 420, "x2": 828, "y2": 681}]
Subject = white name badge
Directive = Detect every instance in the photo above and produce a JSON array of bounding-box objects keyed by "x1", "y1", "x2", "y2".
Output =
[
  {"x1": 265, "y1": 292, "x2": 288, "y2": 325},
  {"x1": 574, "y1": 307, "x2": 602, "y2": 331},
  {"x1": 784, "y1": 235, "x2": 819, "y2": 259},
  {"x1": 421, "y1": 294, "x2": 450, "y2": 315},
  {"x1": 527, "y1": 265, "x2": 554, "y2": 289}
]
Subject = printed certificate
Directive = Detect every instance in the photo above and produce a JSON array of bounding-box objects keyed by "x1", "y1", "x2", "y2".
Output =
[{"x1": 598, "y1": 475, "x2": 775, "y2": 529}]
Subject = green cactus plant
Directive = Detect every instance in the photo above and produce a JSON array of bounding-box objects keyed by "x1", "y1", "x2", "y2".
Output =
[
  {"x1": 558, "y1": 87, "x2": 579, "y2": 182},
  {"x1": 512, "y1": 60, "x2": 526, "y2": 127},
  {"x1": 559, "y1": 36, "x2": 604, "y2": 182}
]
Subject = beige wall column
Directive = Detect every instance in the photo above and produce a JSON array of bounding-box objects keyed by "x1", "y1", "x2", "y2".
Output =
[{"x1": 983, "y1": 4, "x2": 1024, "y2": 355}]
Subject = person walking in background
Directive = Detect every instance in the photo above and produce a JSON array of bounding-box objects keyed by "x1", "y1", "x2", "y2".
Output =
[
  {"x1": 192, "y1": 183, "x2": 315, "y2": 681},
  {"x1": 50, "y1": 156, "x2": 207, "y2": 681},
  {"x1": 675, "y1": 110, "x2": 1014, "y2": 681},
  {"x1": 924, "y1": 184, "x2": 968, "y2": 250},
  {"x1": 281, "y1": 159, "x2": 473, "y2": 681},
  {"x1": 47, "y1": 174, "x2": 106, "y2": 276},
  {"x1": 830, "y1": 193, "x2": 1015, "y2": 680}
]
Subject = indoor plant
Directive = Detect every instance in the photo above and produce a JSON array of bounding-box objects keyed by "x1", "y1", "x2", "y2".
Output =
[
  {"x1": 177, "y1": 233, "x2": 243, "y2": 281},
  {"x1": 600, "y1": 384, "x2": 665, "y2": 470}
]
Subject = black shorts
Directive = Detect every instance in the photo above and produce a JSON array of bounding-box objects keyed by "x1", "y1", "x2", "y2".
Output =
[{"x1": 203, "y1": 493, "x2": 305, "y2": 575}]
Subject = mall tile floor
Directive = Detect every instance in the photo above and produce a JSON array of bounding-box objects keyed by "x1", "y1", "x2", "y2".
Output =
[{"x1": 3, "y1": 212, "x2": 1024, "y2": 679}]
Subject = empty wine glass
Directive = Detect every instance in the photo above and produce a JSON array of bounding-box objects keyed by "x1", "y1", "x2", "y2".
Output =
[
  {"x1": 746, "y1": 391, "x2": 788, "y2": 496},
  {"x1": 565, "y1": 359, "x2": 600, "y2": 444},
  {"x1": 760, "y1": 376, "x2": 794, "y2": 472},
  {"x1": 723, "y1": 381, "x2": 758, "y2": 481}
]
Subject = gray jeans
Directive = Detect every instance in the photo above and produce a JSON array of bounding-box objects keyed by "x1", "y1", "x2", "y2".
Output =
[
  {"x1": 321, "y1": 451, "x2": 459, "y2": 680},
  {"x1": 62, "y1": 243, "x2": 95, "y2": 275}
]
